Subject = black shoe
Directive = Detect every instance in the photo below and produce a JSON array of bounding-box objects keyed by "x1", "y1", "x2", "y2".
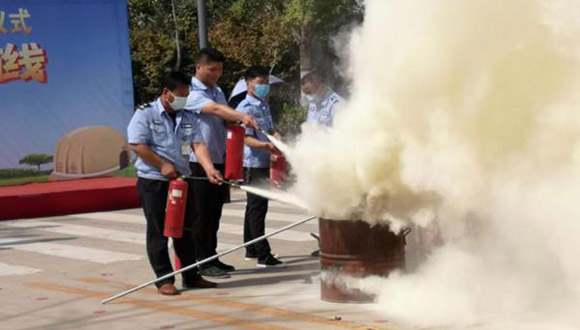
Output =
[
  {"x1": 199, "y1": 265, "x2": 230, "y2": 278},
  {"x1": 183, "y1": 276, "x2": 217, "y2": 289},
  {"x1": 213, "y1": 260, "x2": 235, "y2": 272},
  {"x1": 310, "y1": 249, "x2": 320, "y2": 257},
  {"x1": 244, "y1": 253, "x2": 258, "y2": 261},
  {"x1": 245, "y1": 253, "x2": 278, "y2": 261},
  {"x1": 245, "y1": 250, "x2": 258, "y2": 260},
  {"x1": 257, "y1": 254, "x2": 285, "y2": 268}
]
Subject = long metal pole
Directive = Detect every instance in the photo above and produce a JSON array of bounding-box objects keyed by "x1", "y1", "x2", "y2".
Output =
[
  {"x1": 101, "y1": 215, "x2": 317, "y2": 304},
  {"x1": 170, "y1": 0, "x2": 182, "y2": 70},
  {"x1": 197, "y1": 0, "x2": 208, "y2": 49}
]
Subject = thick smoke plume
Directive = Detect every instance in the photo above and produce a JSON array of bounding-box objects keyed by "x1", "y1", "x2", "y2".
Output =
[{"x1": 287, "y1": 0, "x2": 580, "y2": 328}]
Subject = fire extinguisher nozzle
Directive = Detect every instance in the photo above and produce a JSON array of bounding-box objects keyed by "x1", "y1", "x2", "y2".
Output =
[{"x1": 223, "y1": 180, "x2": 241, "y2": 188}]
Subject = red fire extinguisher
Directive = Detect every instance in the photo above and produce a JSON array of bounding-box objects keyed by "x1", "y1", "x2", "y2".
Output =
[
  {"x1": 224, "y1": 124, "x2": 245, "y2": 181},
  {"x1": 270, "y1": 148, "x2": 286, "y2": 187},
  {"x1": 164, "y1": 178, "x2": 188, "y2": 238}
]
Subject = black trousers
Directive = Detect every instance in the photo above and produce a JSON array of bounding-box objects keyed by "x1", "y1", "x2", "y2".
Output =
[
  {"x1": 243, "y1": 167, "x2": 271, "y2": 259},
  {"x1": 136, "y1": 177, "x2": 199, "y2": 287},
  {"x1": 189, "y1": 162, "x2": 228, "y2": 261}
]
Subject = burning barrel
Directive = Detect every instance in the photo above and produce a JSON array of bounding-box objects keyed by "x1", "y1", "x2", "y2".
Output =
[{"x1": 319, "y1": 219, "x2": 408, "y2": 303}]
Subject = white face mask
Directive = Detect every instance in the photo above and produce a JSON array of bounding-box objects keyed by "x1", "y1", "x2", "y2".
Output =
[
  {"x1": 169, "y1": 92, "x2": 187, "y2": 110},
  {"x1": 306, "y1": 93, "x2": 319, "y2": 103}
]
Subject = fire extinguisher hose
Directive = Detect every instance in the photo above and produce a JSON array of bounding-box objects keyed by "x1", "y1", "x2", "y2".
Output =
[{"x1": 182, "y1": 175, "x2": 241, "y2": 186}]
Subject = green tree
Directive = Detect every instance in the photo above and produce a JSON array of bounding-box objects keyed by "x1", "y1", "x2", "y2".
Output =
[
  {"x1": 207, "y1": 0, "x2": 302, "y2": 129},
  {"x1": 281, "y1": 0, "x2": 364, "y2": 72},
  {"x1": 19, "y1": 154, "x2": 53, "y2": 171},
  {"x1": 209, "y1": 0, "x2": 299, "y2": 84},
  {"x1": 128, "y1": 0, "x2": 234, "y2": 105},
  {"x1": 127, "y1": 0, "x2": 363, "y2": 132}
]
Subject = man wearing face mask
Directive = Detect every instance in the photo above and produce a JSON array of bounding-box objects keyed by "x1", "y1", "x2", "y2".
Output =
[
  {"x1": 184, "y1": 48, "x2": 259, "y2": 278},
  {"x1": 127, "y1": 71, "x2": 223, "y2": 296},
  {"x1": 236, "y1": 65, "x2": 284, "y2": 268},
  {"x1": 300, "y1": 70, "x2": 343, "y2": 258},
  {"x1": 300, "y1": 70, "x2": 343, "y2": 127}
]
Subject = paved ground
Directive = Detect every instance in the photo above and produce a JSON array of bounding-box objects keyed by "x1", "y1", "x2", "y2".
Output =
[{"x1": 0, "y1": 190, "x2": 404, "y2": 330}]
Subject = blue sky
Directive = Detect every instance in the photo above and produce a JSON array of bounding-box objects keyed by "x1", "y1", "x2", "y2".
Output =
[{"x1": 0, "y1": 0, "x2": 133, "y2": 168}]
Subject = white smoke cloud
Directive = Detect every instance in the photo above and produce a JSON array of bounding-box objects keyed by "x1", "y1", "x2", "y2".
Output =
[{"x1": 286, "y1": 0, "x2": 580, "y2": 328}]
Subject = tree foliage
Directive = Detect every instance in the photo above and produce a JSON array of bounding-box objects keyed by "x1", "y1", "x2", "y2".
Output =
[
  {"x1": 127, "y1": 0, "x2": 363, "y2": 132},
  {"x1": 19, "y1": 154, "x2": 53, "y2": 171}
]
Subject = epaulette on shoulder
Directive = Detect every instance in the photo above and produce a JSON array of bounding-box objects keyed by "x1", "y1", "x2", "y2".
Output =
[
  {"x1": 236, "y1": 100, "x2": 250, "y2": 109},
  {"x1": 137, "y1": 102, "x2": 153, "y2": 111},
  {"x1": 328, "y1": 93, "x2": 342, "y2": 105}
]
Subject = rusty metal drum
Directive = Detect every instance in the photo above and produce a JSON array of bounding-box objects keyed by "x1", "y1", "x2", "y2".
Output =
[{"x1": 319, "y1": 219, "x2": 408, "y2": 303}]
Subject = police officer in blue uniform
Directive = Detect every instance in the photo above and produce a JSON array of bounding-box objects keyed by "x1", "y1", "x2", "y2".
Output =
[
  {"x1": 300, "y1": 70, "x2": 343, "y2": 127},
  {"x1": 236, "y1": 65, "x2": 284, "y2": 268},
  {"x1": 127, "y1": 72, "x2": 223, "y2": 296},
  {"x1": 300, "y1": 70, "x2": 343, "y2": 257},
  {"x1": 184, "y1": 48, "x2": 259, "y2": 278}
]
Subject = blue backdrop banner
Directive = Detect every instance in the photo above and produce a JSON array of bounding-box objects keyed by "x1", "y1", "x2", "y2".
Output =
[{"x1": 0, "y1": 0, "x2": 133, "y2": 180}]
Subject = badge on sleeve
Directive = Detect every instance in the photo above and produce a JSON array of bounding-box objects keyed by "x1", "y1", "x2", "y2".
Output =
[{"x1": 180, "y1": 123, "x2": 193, "y2": 136}]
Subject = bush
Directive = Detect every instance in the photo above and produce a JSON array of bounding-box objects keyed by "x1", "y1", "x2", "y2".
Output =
[{"x1": 276, "y1": 101, "x2": 306, "y2": 138}]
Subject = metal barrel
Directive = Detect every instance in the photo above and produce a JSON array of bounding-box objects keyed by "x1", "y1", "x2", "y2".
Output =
[{"x1": 319, "y1": 219, "x2": 408, "y2": 303}]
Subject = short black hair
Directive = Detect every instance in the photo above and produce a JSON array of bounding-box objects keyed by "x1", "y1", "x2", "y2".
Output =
[
  {"x1": 244, "y1": 65, "x2": 270, "y2": 81},
  {"x1": 300, "y1": 69, "x2": 323, "y2": 85},
  {"x1": 161, "y1": 71, "x2": 191, "y2": 91},
  {"x1": 196, "y1": 47, "x2": 225, "y2": 64}
]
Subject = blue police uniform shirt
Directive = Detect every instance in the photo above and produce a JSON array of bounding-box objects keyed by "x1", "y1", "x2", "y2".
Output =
[
  {"x1": 306, "y1": 88, "x2": 342, "y2": 127},
  {"x1": 236, "y1": 94, "x2": 274, "y2": 168},
  {"x1": 127, "y1": 98, "x2": 204, "y2": 181},
  {"x1": 184, "y1": 76, "x2": 228, "y2": 164}
]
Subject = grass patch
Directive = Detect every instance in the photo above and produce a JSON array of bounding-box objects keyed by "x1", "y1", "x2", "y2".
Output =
[
  {"x1": 0, "y1": 175, "x2": 50, "y2": 186},
  {"x1": 0, "y1": 164, "x2": 136, "y2": 186},
  {"x1": 115, "y1": 164, "x2": 137, "y2": 177},
  {"x1": 0, "y1": 168, "x2": 51, "y2": 179}
]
